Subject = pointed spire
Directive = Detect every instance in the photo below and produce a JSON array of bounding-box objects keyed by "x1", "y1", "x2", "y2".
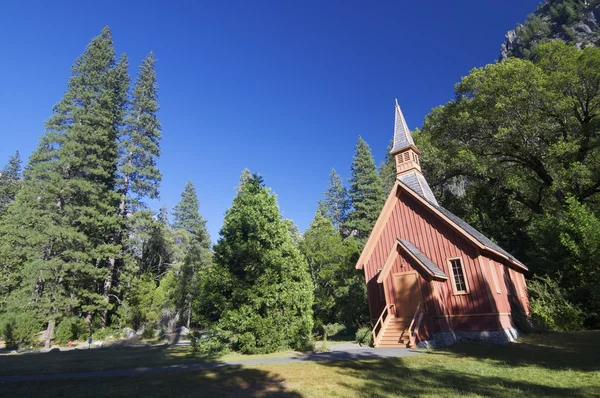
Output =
[
  {"x1": 390, "y1": 100, "x2": 439, "y2": 206},
  {"x1": 391, "y1": 99, "x2": 415, "y2": 154}
]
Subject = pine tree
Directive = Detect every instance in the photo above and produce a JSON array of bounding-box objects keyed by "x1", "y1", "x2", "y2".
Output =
[
  {"x1": 209, "y1": 175, "x2": 314, "y2": 353},
  {"x1": 108, "y1": 52, "x2": 163, "y2": 326},
  {"x1": 344, "y1": 137, "x2": 385, "y2": 245},
  {"x1": 157, "y1": 204, "x2": 169, "y2": 225},
  {"x1": 379, "y1": 139, "x2": 396, "y2": 194},
  {"x1": 171, "y1": 181, "x2": 210, "y2": 328},
  {"x1": 119, "y1": 52, "x2": 162, "y2": 214},
  {"x1": 0, "y1": 151, "x2": 22, "y2": 216},
  {"x1": 0, "y1": 27, "x2": 128, "y2": 324},
  {"x1": 172, "y1": 181, "x2": 209, "y2": 245},
  {"x1": 321, "y1": 168, "x2": 350, "y2": 234},
  {"x1": 236, "y1": 168, "x2": 253, "y2": 195},
  {"x1": 300, "y1": 211, "x2": 367, "y2": 327}
]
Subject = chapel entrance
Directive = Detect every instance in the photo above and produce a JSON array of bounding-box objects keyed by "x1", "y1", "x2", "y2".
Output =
[{"x1": 392, "y1": 272, "x2": 421, "y2": 318}]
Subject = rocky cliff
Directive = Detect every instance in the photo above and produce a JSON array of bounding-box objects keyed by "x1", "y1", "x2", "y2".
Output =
[{"x1": 500, "y1": 0, "x2": 600, "y2": 60}]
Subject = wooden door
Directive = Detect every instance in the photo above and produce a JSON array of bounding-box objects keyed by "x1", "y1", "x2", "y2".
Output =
[{"x1": 393, "y1": 272, "x2": 422, "y2": 318}]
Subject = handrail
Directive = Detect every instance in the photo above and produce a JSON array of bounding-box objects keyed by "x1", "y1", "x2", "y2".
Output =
[
  {"x1": 408, "y1": 301, "x2": 424, "y2": 348},
  {"x1": 372, "y1": 303, "x2": 395, "y2": 347}
]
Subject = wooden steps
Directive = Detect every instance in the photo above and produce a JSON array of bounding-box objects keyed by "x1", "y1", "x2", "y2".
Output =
[{"x1": 375, "y1": 316, "x2": 411, "y2": 348}]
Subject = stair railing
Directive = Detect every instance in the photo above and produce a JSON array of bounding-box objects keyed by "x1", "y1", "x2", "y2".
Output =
[
  {"x1": 408, "y1": 301, "x2": 424, "y2": 348},
  {"x1": 372, "y1": 303, "x2": 395, "y2": 347}
]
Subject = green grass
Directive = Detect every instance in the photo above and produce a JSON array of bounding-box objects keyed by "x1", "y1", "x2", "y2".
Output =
[{"x1": 1, "y1": 332, "x2": 599, "y2": 397}]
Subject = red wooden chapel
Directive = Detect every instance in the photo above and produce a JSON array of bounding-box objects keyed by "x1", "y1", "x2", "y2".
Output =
[{"x1": 357, "y1": 101, "x2": 530, "y2": 348}]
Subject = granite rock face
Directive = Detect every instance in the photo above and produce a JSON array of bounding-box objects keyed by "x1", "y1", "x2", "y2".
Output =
[{"x1": 500, "y1": 0, "x2": 600, "y2": 61}]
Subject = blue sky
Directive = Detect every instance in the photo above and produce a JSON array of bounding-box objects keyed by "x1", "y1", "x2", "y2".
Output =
[{"x1": 0, "y1": 0, "x2": 540, "y2": 241}]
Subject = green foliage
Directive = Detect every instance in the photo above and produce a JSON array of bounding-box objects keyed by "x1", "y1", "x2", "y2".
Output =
[
  {"x1": 141, "y1": 327, "x2": 156, "y2": 339},
  {"x1": 419, "y1": 43, "x2": 600, "y2": 328},
  {"x1": 120, "y1": 52, "x2": 162, "y2": 210},
  {"x1": 354, "y1": 326, "x2": 373, "y2": 347},
  {"x1": 204, "y1": 175, "x2": 314, "y2": 354},
  {"x1": 379, "y1": 139, "x2": 397, "y2": 194},
  {"x1": 529, "y1": 197, "x2": 600, "y2": 326},
  {"x1": 321, "y1": 323, "x2": 345, "y2": 340},
  {"x1": 319, "y1": 169, "x2": 350, "y2": 233},
  {"x1": 0, "y1": 312, "x2": 42, "y2": 349},
  {"x1": 0, "y1": 27, "x2": 128, "y2": 320},
  {"x1": 300, "y1": 212, "x2": 367, "y2": 328},
  {"x1": 344, "y1": 137, "x2": 385, "y2": 245},
  {"x1": 189, "y1": 331, "x2": 228, "y2": 355},
  {"x1": 527, "y1": 275, "x2": 584, "y2": 331},
  {"x1": 0, "y1": 151, "x2": 22, "y2": 217},
  {"x1": 55, "y1": 317, "x2": 89, "y2": 344}
]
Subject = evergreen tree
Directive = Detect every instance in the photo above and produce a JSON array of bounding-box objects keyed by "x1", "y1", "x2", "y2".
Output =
[
  {"x1": 0, "y1": 151, "x2": 22, "y2": 216},
  {"x1": 119, "y1": 52, "x2": 162, "y2": 214},
  {"x1": 321, "y1": 168, "x2": 350, "y2": 234},
  {"x1": 157, "y1": 204, "x2": 169, "y2": 225},
  {"x1": 379, "y1": 139, "x2": 396, "y2": 194},
  {"x1": 236, "y1": 168, "x2": 253, "y2": 195},
  {"x1": 0, "y1": 27, "x2": 128, "y2": 324},
  {"x1": 344, "y1": 137, "x2": 385, "y2": 245},
  {"x1": 171, "y1": 181, "x2": 210, "y2": 328},
  {"x1": 208, "y1": 175, "x2": 314, "y2": 354},
  {"x1": 300, "y1": 211, "x2": 367, "y2": 328}
]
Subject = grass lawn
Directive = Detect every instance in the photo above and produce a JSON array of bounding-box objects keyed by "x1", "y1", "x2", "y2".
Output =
[{"x1": 0, "y1": 332, "x2": 599, "y2": 397}]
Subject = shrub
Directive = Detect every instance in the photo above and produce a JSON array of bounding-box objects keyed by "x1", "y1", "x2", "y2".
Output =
[
  {"x1": 0, "y1": 312, "x2": 42, "y2": 349},
  {"x1": 190, "y1": 331, "x2": 228, "y2": 356},
  {"x1": 55, "y1": 317, "x2": 89, "y2": 344},
  {"x1": 322, "y1": 323, "x2": 346, "y2": 341},
  {"x1": 355, "y1": 326, "x2": 373, "y2": 347},
  {"x1": 141, "y1": 327, "x2": 156, "y2": 340},
  {"x1": 92, "y1": 327, "x2": 121, "y2": 341},
  {"x1": 528, "y1": 275, "x2": 584, "y2": 331}
]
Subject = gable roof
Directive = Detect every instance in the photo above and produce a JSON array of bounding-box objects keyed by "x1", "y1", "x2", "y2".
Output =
[
  {"x1": 391, "y1": 100, "x2": 415, "y2": 154},
  {"x1": 398, "y1": 180, "x2": 528, "y2": 270},
  {"x1": 377, "y1": 239, "x2": 448, "y2": 283},
  {"x1": 397, "y1": 239, "x2": 448, "y2": 280},
  {"x1": 356, "y1": 181, "x2": 528, "y2": 272}
]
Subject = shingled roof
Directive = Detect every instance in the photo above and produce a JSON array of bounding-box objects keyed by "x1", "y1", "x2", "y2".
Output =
[
  {"x1": 398, "y1": 179, "x2": 527, "y2": 269},
  {"x1": 399, "y1": 170, "x2": 439, "y2": 206},
  {"x1": 390, "y1": 99, "x2": 415, "y2": 154},
  {"x1": 397, "y1": 239, "x2": 448, "y2": 280}
]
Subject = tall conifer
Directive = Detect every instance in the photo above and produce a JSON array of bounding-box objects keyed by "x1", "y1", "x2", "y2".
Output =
[
  {"x1": 379, "y1": 139, "x2": 396, "y2": 194},
  {"x1": 172, "y1": 181, "x2": 210, "y2": 327},
  {"x1": 209, "y1": 175, "x2": 314, "y2": 353},
  {"x1": 0, "y1": 151, "x2": 22, "y2": 216},
  {"x1": 0, "y1": 27, "x2": 128, "y2": 323},
  {"x1": 344, "y1": 136, "x2": 385, "y2": 245},
  {"x1": 321, "y1": 168, "x2": 350, "y2": 234}
]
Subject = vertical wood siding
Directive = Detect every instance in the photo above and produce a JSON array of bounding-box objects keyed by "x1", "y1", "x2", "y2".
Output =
[{"x1": 364, "y1": 191, "x2": 529, "y2": 324}]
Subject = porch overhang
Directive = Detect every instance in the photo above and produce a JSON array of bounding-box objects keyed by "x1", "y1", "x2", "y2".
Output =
[{"x1": 377, "y1": 238, "x2": 448, "y2": 283}]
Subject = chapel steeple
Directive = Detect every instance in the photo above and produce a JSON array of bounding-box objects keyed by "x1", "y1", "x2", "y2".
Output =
[{"x1": 391, "y1": 100, "x2": 438, "y2": 205}]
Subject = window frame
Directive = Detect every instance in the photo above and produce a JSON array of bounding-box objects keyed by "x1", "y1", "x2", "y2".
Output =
[{"x1": 447, "y1": 257, "x2": 470, "y2": 295}]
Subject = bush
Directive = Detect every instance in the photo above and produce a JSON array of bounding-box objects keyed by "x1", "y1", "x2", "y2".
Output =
[
  {"x1": 141, "y1": 327, "x2": 156, "y2": 340},
  {"x1": 190, "y1": 331, "x2": 228, "y2": 356},
  {"x1": 528, "y1": 275, "x2": 584, "y2": 331},
  {"x1": 92, "y1": 327, "x2": 121, "y2": 341},
  {"x1": 55, "y1": 317, "x2": 89, "y2": 344},
  {"x1": 0, "y1": 312, "x2": 42, "y2": 349},
  {"x1": 322, "y1": 323, "x2": 346, "y2": 341},
  {"x1": 355, "y1": 326, "x2": 373, "y2": 347}
]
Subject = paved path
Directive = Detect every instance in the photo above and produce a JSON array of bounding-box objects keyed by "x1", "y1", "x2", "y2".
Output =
[{"x1": 0, "y1": 344, "x2": 419, "y2": 383}]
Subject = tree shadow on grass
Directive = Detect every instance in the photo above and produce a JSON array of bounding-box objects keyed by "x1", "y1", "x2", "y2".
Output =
[
  {"x1": 320, "y1": 357, "x2": 598, "y2": 397},
  {"x1": 434, "y1": 331, "x2": 600, "y2": 372}
]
